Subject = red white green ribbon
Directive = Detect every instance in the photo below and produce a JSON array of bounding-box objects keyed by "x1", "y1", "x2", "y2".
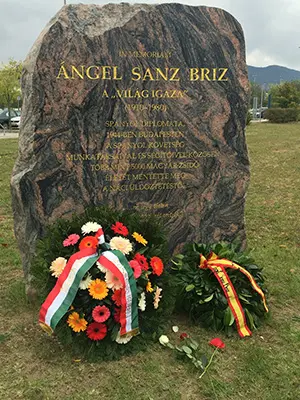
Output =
[
  {"x1": 39, "y1": 247, "x2": 98, "y2": 334},
  {"x1": 98, "y1": 250, "x2": 139, "y2": 336},
  {"x1": 39, "y1": 233, "x2": 139, "y2": 337},
  {"x1": 95, "y1": 227, "x2": 105, "y2": 245}
]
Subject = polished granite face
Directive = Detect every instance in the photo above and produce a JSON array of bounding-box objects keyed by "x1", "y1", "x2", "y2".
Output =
[{"x1": 11, "y1": 3, "x2": 250, "y2": 281}]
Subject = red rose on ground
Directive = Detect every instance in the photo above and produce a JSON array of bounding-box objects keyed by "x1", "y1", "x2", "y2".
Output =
[
  {"x1": 209, "y1": 338, "x2": 225, "y2": 349},
  {"x1": 180, "y1": 333, "x2": 189, "y2": 340}
]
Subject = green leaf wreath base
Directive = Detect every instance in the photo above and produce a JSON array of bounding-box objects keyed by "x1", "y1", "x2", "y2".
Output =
[
  {"x1": 32, "y1": 206, "x2": 175, "y2": 361},
  {"x1": 171, "y1": 241, "x2": 269, "y2": 336}
]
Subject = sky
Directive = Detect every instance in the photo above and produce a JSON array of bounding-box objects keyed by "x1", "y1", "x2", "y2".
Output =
[{"x1": 1, "y1": 0, "x2": 300, "y2": 71}]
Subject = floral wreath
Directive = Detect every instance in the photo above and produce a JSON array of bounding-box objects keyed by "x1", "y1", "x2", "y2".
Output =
[{"x1": 33, "y1": 208, "x2": 173, "y2": 359}]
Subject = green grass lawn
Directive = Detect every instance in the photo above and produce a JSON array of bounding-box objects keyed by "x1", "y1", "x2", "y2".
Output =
[{"x1": 1, "y1": 124, "x2": 300, "y2": 400}]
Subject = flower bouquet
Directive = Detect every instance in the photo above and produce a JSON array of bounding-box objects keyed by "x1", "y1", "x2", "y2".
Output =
[{"x1": 34, "y1": 207, "x2": 173, "y2": 359}]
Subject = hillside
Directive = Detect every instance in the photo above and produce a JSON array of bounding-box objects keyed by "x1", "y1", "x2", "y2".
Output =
[{"x1": 247, "y1": 65, "x2": 300, "y2": 85}]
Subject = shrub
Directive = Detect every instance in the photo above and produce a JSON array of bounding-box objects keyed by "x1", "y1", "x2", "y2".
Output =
[
  {"x1": 246, "y1": 110, "x2": 252, "y2": 126},
  {"x1": 264, "y1": 108, "x2": 299, "y2": 123}
]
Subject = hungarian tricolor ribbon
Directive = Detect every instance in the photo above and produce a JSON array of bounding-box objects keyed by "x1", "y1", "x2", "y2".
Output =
[
  {"x1": 199, "y1": 252, "x2": 268, "y2": 338},
  {"x1": 39, "y1": 227, "x2": 139, "y2": 338},
  {"x1": 98, "y1": 250, "x2": 139, "y2": 337}
]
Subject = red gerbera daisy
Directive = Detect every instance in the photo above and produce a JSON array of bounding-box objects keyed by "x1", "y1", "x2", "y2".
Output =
[
  {"x1": 112, "y1": 289, "x2": 123, "y2": 307},
  {"x1": 92, "y1": 305, "x2": 110, "y2": 323},
  {"x1": 150, "y1": 256, "x2": 164, "y2": 276},
  {"x1": 114, "y1": 307, "x2": 121, "y2": 323},
  {"x1": 111, "y1": 222, "x2": 129, "y2": 236},
  {"x1": 86, "y1": 322, "x2": 107, "y2": 341},
  {"x1": 134, "y1": 253, "x2": 149, "y2": 271},
  {"x1": 79, "y1": 236, "x2": 98, "y2": 250}
]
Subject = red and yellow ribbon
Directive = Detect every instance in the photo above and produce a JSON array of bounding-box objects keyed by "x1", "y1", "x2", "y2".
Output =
[{"x1": 199, "y1": 253, "x2": 268, "y2": 338}]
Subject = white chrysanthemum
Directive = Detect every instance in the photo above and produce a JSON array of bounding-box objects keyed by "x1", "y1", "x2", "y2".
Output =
[
  {"x1": 159, "y1": 335, "x2": 169, "y2": 345},
  {"x1": 153, "y1": 287, "x2": 162, "y2": 309},
  {"x1": 172, "y1": 326, "x2": 179, "y2": 333},
  {"x1": 138, "y1": 292, "x2": 146, "y2": 311},
  {"x1": 115, "y1": 331, "x2": 133, "y2": 345},
  {"x1": 109, "y1": 236, "x2": 133, "y2": 255},
  {"x1": 81, "y1": 221, "x2": 102, "y2": 235},
  {"x1": 79, "y1": 273, "x2": 93, "y2": 290},
  {"x1": 105, "y1": 270, "x2": 123, "y2": 290},
  {"x1": 97, "y1": 261, "x2": 108, "y2": 273},
  {"x1": 49, "y1": 257, "x2": 67, "y2": 278}
]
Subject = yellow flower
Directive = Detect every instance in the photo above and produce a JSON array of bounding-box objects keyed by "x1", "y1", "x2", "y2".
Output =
[
  {"x1": 146, "y1": 280, "x2": 154, "y2": 293},
  {"x1": 88, "y1": 279, "x2": 108, "y2": 300},
  {"x1": 67, "y1": 312, "x2": 88, "y2": 332},
  {"x1": 132, "y1": 232, "x2": 148, "y2": 246}
]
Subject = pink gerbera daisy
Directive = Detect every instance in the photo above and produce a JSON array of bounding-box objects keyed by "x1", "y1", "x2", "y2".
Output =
[
  {"x1": 92, "y1": 305, "x2": 111, "y2": 323},
  {"x1": 63, "y1": 234, "x2": 80, "y2": 247},
  {"x1": 105, "y1": 270, "x2": 123, "y2": 290},
  {"x1": 129, "y1": 260, "x2": 142, "y2": 279}
]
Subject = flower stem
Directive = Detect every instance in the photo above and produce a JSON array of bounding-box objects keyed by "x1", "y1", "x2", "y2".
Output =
[{"x1": 199, "y1": 348, "x2": 218, "y2": 379}]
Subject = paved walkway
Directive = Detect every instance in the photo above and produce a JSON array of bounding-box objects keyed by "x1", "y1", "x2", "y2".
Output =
[
  {"x1": 251, "y1": 119, "x2": 269, "y2": 123},
  {"x1": 0, "y1": 131, "x2": 19, "y2": 139}
]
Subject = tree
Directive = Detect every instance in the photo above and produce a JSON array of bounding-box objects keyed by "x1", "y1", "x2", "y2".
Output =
[
  {"x1": 269, "y1": 81, "x2": 300, "y2": 108},
  {"x1": 249, "y1": 81, "x2": 268, "y2": 108},
  {"x1": 0, "y1": 59, "x2": 22, "y2": 127},
  {"x1": 249, "y1": 81, "x2": 261, "y2": 106}
]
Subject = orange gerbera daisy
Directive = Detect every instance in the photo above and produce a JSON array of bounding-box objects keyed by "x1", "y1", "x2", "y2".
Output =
[
  {"x1": 79, "y1": 236, "x2": 98, "y2": 250},
  {"x1": 67, "y1": 312, "x2": 88, "y2": 332},
  {"x1": 150, "y1": 256, "x2": 164, "y2": 276},
  {"x1": 88, "y1": 279, "x2": 108, "y2": 300}
]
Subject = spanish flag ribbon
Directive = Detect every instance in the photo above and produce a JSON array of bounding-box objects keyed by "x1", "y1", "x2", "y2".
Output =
[{"x1": 199, "y1": 252, "x2": 268, "y2": 338}]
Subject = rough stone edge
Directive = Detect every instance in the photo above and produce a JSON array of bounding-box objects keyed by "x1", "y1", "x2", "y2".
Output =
[{"x1": 10, "y1": 2, "x2": 249, "y2": 297}]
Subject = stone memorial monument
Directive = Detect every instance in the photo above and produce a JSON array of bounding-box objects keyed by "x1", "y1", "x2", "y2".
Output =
[{"x1": 11, "y1": 3, "x2": 250, "y2": 283}]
